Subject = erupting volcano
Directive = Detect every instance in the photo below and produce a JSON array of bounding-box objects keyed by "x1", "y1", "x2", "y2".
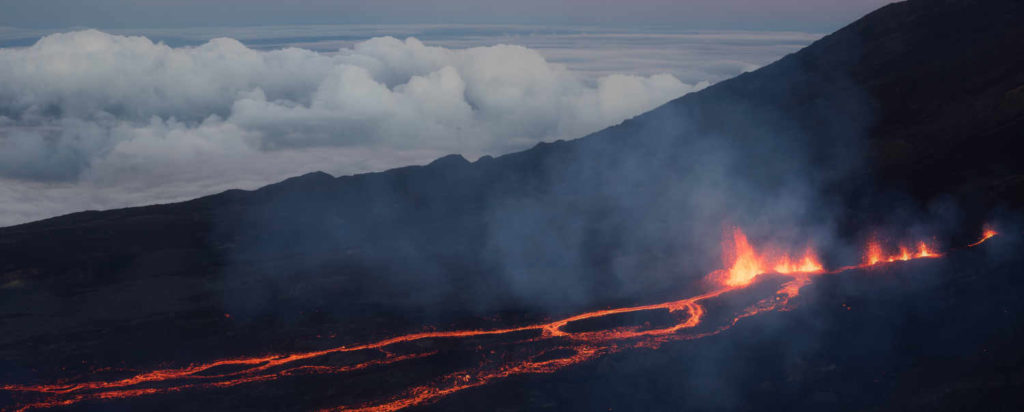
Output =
[
  {"x1": 0, "y1": 226, "x2": 998, "y2": 412},
  {"x1": 2, "y1": 1, "x2": 1022, "y2": 410}
]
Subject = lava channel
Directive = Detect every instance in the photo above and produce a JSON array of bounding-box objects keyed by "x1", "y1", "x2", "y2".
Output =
[{"x1": 0, "y1": 226, "x2": 998, "y2": 412}]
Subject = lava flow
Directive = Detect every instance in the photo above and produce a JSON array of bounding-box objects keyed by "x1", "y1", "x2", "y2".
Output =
[{"x1": 0, "y1": 226, "x2": 999, "y2": 412}]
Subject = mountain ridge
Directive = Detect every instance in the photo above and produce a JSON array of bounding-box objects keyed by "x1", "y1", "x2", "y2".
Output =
[
  {"x1": 2, "y1": 0, "x2": 1023, "y2": 309},
  {"x1": 7, "y1": 0, "x2": 1022, "y2": 234}
]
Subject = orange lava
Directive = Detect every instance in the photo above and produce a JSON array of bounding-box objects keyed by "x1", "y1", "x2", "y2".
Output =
[
  {"x1": 865, "y1": 239, "x2": 884, "y2": 265},
  {"x1": 915, "y1": 241, "x2": 936, "y2": 258},
  {"x1": 862, "y1": 238, "x2": 942, "y2": 266},
  {"x1": 967, "y1": 227, "x2": 998, "y2": 247},
  {"x1": 719, "y1": 228, "x2": 823, "y2": 287},
  {"x1": 1, "y1": 226, "x2": 996, "y2": 412}
]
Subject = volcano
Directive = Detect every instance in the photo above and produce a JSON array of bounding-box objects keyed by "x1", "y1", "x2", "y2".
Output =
[{"x1": 3, "y1": 0, "x2": 1024, "y2": 411}]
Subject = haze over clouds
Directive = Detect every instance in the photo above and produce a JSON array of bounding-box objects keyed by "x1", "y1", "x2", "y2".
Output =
[
  {"x1": 0, "y1": 25, "x2": 821, "y2": 84},
  {"x1": 0, "y1": 0, "x2": 894, "y2": 31},
  {"x1": 0, "y1": 29, "x2": 716, "y2": 225}
]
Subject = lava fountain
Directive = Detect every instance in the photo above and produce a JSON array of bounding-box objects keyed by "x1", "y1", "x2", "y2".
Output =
[{"x1": 717, "y1": 227, "x2": 824, "y2": 287}]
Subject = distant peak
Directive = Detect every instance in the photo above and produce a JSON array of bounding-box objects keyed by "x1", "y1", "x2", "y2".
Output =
[
  {"x1": 428, "y1": 154, "x2": 469, "y2": 168},
  {"x1": 273, "y1": 171, "x2": 335, "y2": 186},
  {"x1": 296, "y1": 171, "x2": 334, "y2": 180}
]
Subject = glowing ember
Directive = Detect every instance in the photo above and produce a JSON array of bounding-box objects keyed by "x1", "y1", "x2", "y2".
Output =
[{"x1": 0, "y1": 226, "x2": 996, "y2": 412}]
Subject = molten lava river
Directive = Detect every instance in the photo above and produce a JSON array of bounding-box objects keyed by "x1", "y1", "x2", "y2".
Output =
[{"x1": 0, "y1": 227, "x2": 1000, "y2": 411}]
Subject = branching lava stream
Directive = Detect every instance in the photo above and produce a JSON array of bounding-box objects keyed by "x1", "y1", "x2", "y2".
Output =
[{"x1": 0, "y1": 227, "x2": 999, "y2": 411}]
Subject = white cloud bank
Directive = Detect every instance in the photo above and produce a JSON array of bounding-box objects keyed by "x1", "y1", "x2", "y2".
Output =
[{"x1": 0, "y1": 30, "x2": 705, "y2": 226}]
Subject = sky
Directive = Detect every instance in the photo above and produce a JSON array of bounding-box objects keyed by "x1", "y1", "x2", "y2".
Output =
[
  {"x1": 0, "y1": 1, "x2": 895, "y2": 226},
  {"x1": 1, "y1": 0, "x2": 893, "y2": 31}
]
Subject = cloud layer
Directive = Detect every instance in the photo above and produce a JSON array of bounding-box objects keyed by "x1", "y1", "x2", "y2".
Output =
[{"x1": 0, "y1": 30, "x2": 703, "y2": 226}]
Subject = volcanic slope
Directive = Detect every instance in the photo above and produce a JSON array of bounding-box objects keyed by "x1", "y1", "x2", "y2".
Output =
[{"x1": 2, "y1": 0, "x2": 1024, "y2": 410}]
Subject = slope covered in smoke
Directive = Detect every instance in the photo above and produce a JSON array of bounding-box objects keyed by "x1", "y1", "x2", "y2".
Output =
[{"x1": 1, "y1": 0, "x2": 1023, "y2": 409}]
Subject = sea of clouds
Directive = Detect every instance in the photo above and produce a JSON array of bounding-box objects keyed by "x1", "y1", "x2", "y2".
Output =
[{"x1": 0, "y1": 28, "x2": 814, "y2": 226}]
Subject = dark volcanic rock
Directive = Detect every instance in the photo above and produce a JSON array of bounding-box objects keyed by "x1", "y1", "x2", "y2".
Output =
[{"x1": 1, "y1": 0, "x2": 1023, "y2": 410}]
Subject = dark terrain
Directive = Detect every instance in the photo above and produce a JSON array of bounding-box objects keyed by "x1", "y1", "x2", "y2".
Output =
[{"x1": 2, "y1": 0, "x2": 1024, "y2": 410}]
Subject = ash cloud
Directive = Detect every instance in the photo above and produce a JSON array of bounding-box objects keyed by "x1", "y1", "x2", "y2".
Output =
[{"x1": 0, "y1": 30, "x2": 703, "y2": 226}]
